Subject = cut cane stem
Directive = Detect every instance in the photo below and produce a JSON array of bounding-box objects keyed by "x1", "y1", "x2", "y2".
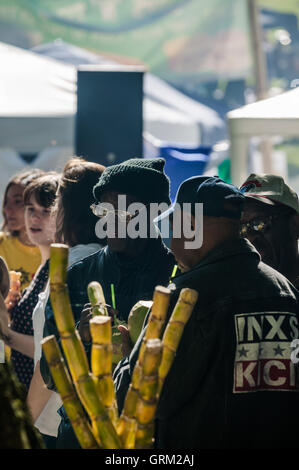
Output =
[
  {"x1": 90, "y1": 316, "x2": 118, "y2": 428},
  {"x1": 88, "y1": 281, "x2": 108, "y2": 317},
  {"x1": 136, "y1": 288, "x2": 198, "y2": 448},
  {"x1": 41, "y1": 335, "x2": 99, "y2": 449},
  {"x1": 118, "y1": 286, "x2": 171, "y2": 448},
  {"x1": 134, "y1": 338, "x2": 162, "y2": 449},
  {"x1": 158, "y1": 288, "x2": 198, "y2": 396}
]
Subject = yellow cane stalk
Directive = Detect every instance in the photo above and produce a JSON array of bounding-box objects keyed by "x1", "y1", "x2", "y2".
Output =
[
  {"x1": 89, "y1": 316, "x2": 118, "y2": 428},
  {"x1": 158, "y1": 288, "x2": 198, "y2": 396},
  {"x1": 134, "y1": 338, "x2": 162, "y2": 449},
  {"x1": 136, "y1": 288, "x2": 198, "y2": 448},
  {"x1": 117, "y1": 286, "x2": 171, "y2": 448},
  {"x1": 41, "y1": 335, "x2": 99, "y2": 449},
  {"x1": 49, "y1": 244, "x2": 121, "y2": 449},
  {"x1": 88, "y1": 281, "x2": 109, "y2": 317}
]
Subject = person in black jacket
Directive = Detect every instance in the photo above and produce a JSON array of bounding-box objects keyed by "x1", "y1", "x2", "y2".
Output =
[
  {"x1": 114, "y1": 175, "x2": 299, "y2": 449},
  {"x1": 40, "y1": 158, "x2": 175, "y2": 448}
]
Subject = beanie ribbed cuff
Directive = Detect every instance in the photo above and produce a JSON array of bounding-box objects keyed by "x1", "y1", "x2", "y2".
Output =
[{"x1": 93, "y1": 158, "x2": 171, "y2": 205}]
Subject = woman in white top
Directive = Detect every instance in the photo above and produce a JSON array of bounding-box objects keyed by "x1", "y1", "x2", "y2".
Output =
[{"x1": 26, "y1": 157, "x2": 106, "y2": 448}]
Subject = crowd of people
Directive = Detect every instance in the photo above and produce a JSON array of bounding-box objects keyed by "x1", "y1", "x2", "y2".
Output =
[{"x1": 0, "y1": 155, "x2": 298, "y2": 449}]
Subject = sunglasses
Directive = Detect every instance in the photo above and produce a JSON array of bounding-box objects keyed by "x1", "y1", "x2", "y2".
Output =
[
  {"x1": 240, "y1": 212, "x2": 290, "y2": 238},
  {"x1": 90, "y1": 203, "x2": 148, "y2": 222}
]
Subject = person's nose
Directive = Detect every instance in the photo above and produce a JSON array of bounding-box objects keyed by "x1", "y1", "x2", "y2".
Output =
[{"x1": 30, "y1": 210, "x2": 42, "y2": 222}]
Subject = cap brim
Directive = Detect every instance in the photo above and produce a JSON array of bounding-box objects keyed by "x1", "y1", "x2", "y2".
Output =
[
  {"x1": 153, "y1": 204, "x2": 175, "y2": 224},
  {"x1": 244, "y1": 195, "x2": 276, "y2": 206}
]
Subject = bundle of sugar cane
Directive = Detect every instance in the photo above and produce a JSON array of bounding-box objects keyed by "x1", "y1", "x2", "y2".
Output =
[
  {"x1": 89, "y1": 315, "x2": 118, "y2": 428},
  {"x1": 134, "y1": 287, "x2": 198, "y2": 448},
  {"x1": 42, "y1": 335, "x2": 99, "y2": 449},
  {"x1": 117, "y1": 286, "x2": 171, "y2": 448},
  {"x1": 49, "y1": 244, "x2": 121, "y2": 449}
]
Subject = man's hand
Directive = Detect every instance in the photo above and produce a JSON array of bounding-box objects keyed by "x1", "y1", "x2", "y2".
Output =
[
  {"x1": 78, "y1": 303, "x2": 93, "y2": 343},
  {"x1": 78, "y1": 304, "x2": 121, "y2": 342},
  {"x1": 117, "y1": 324, "x2": 133, "y2": 357}
]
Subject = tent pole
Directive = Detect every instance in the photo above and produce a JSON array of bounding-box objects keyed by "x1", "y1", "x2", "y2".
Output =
[
  {"x1": 229, "y1": 121, "x2": 249, "y2": 187},
  {"x1": 247, "y1": 0, "x2": 273, "y2": 173}
]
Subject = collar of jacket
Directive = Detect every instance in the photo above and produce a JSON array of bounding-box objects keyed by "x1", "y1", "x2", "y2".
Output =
[
  {"x1": 173, "y1": 238, "x2": 261, "y2": 283},
  {"x1": 105, "y1": 234, "x2": 170, "y2": 270}
]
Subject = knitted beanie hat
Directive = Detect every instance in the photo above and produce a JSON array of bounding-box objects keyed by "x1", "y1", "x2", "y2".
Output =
[{"x1": 93, "y1": 158, "x2": 171, "y2": 205}]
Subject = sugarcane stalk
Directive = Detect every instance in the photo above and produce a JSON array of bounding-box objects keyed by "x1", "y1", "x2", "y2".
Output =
[
  {"x1": 88, "y1": 281, "x2": 125, "y2": 366},
  {"x1": 158, "y1": 288, "x2": 198, "y2": 396},
  {"x1": 89, "y1": 316, "x2": 118, "y2": 428},
  {"x1": 88, "y1": 281, "x2": 108, "y2": 317},
  {"x1": 41, "y1": 335, "x2": 99, "y2": 449},
  {"x1": 134, "y1": 338, "x2": 162, "y2": 449},
  {"x1": 135, "y1": 288, "x2": 198, "y2": 448},
  {"x1": 49, "y1": 244, "x2": 121, "y2": 449},
  {"x1": 118, "y1": 286, "x2": 171, "y2": 448}
]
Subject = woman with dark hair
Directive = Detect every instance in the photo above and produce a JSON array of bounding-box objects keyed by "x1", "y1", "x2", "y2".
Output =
[
  {"x1": 26, "y1": 157, "x2": 105, "y2": 448},
  {"x1": 0, "y1": 169, "x2": 45, "y2": 292},
  {"x1": 55, "y1": 156, "x2": 106, "y2": 248}
]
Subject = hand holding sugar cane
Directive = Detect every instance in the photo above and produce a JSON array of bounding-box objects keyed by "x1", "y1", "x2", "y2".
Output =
[{"x1": 43, "y1": 244, "x2": 198, "y2": 449}]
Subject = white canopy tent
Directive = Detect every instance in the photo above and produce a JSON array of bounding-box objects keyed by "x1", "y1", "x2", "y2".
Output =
[
  {"x1": 0, "y1": 41, "x2": 202, "y2": 154},
  {"x1": 0, "y1": 41, "x2": 204, "y2": 209},
  {"x1": 227, "y1": 86, "x2": 299, "y2": 186},
  {"x1": 0, "y1": 41, "x2": 226, "y2": 218}
]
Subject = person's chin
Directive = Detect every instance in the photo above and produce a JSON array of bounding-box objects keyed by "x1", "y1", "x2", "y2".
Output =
[{"x1": 7, "y1": 223, "x2": 22, "y2": 232}]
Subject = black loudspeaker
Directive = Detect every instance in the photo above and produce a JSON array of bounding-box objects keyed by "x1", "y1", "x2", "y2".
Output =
[{"x1": 75, "y1": 65, "x2": 145, "y2": 166}]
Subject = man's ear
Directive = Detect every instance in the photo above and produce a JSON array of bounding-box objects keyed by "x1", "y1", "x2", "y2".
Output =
[{"x1": 289, "y1": 213, "x2": 299, "y2": 240}]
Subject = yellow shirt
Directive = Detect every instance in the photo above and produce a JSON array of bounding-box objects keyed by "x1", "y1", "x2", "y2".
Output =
[{"x1": 0, "y1": 232, "x2": 41, "y2": 291}]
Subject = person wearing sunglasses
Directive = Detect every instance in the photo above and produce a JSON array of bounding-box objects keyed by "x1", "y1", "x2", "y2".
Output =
[{"x1": 240, "y1": 174, "x2": 299, "y2": 288}]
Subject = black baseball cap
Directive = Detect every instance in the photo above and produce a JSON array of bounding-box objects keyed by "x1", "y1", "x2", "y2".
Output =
[{"x1": 155, "y1": 175, "x2": 245, "y2": 222}]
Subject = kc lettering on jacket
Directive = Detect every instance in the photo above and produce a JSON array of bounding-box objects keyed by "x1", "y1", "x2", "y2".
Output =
[{"x1": 233, "y1": 312, "x2": 299, "y2": 393}]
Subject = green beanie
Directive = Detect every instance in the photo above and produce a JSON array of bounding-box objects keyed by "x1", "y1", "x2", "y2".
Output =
[{"x1": 93, "y1": 158, "x2": 171, "y2": 205}]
